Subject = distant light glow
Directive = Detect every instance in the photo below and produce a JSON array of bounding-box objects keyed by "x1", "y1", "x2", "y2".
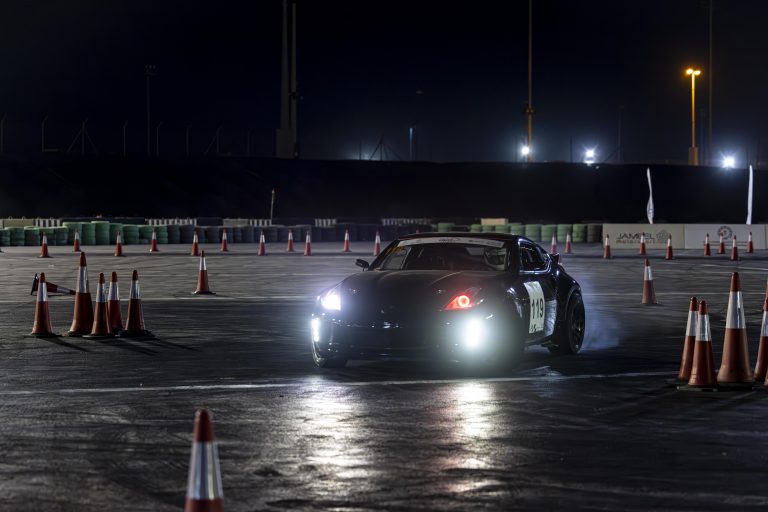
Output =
[
  {"x1": 583, "y1": 147, "x2": 596, "y2": 165},
  {"x1": 722, "y1": 155, "x2": 736, "y2": 169},
  {"x1": 521, "y1": 145, "x2": 531, "y2": 157},
  {"x1": 686, "y1": 68, "x2": 702, "y2": 76}
]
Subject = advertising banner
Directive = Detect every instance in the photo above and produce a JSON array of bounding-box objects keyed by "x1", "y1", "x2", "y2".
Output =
[
  {"x1": 684, "y1": 224, "x2": 766, "y2": 250},
  {"x1": 602, "y1": 224, "x2": 685, "y2": 249}
]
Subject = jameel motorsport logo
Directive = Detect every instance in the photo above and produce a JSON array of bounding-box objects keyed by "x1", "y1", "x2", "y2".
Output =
[
  {"x1": 654, "y1": 230, "x2": 670, "y2": 243},
  {"x1": 717, "y1": 225, "x2": 733, "y2": 240}
]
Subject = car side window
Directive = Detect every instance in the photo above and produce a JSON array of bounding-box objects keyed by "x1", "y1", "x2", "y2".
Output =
[{"x1": 520, "y1": 243, "x2": 547, "y2": 272}]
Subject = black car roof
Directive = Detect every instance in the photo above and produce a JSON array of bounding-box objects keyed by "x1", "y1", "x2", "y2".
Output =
[{"x1": 400, "y1": 232, "x2": 523, "y2": 243}]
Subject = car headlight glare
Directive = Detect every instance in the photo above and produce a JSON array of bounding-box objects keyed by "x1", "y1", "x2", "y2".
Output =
[
  {"x1": 311, "y1": 317, "x2": 321, "y2": 342},
  {"x1": 320, "y1": 288, "x2": 341, "y2": 311},
  {"x1": 463, "y1": 318, "x2": 485, "y2": 349}
]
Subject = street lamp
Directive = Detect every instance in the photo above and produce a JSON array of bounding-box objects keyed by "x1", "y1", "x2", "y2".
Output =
[{"x1": 686, "y1": 68, "x2": 702, "y2": 165}]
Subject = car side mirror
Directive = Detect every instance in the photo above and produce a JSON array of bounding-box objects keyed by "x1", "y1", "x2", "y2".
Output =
[
  {"x1": 551, "y1": 253, "x2": 560, "y2": 266},
  {"x1": 356, "y1": 259, "x2": 370, "y2": 271}
]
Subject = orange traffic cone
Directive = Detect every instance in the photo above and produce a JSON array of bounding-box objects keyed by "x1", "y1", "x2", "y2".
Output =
[
  {"x1": 39, "y1": 233, "x2": 51, "y2": 258},
  {"x1": 342, "y1": 229, "x2": 351, "y2": 252},
  {"x1": 730, "y1": 235, "x2": 739, "y2": 261},
  {"x1": 286, "y1": 229, "x2": 295, "y2": 252},
  {"x1": 717, "y1": 272, "x2": 754, "y2": 387},
  {"x1": 718, "y1": 233, "x2": 725, "y2": 254},
  {"x1": 72, "y1": 230, "x2": 81, "y2": 252},
  {"x1": 565, "y1": 233, "x2": 572, "y2": 254},
  {"x1": 85, "y1": 273, "x2": 115, "y2": 338},
  {"x1": 114, "y1": 232, "x2": 124, "y2": 257},
  {"x1": 122, "y1": 270, "x2": 152, "y2": 338},
  {"x1": 184, "y1": 409, "x2": 224, "y2": 512},
  {"x1": 194, "y1": 250, "x2": 214, "y2": 295},
  {"x1": 107, "y1": 271, "x2": 123, "y2": 334},
  {"x1": 550, "y1": 233, "x2": 557, "y2": 254},
  {"x1": 664, "y1": 234, "x2": 673, "y2": 260},
  {"x1": 304, "y1": 232, "x2": 312, "y2": 256},
  {"x1": 676, "y1": 297, "x2": 698, "y2": 383},
  {"x1": 680, "y1": 300, "x2": 718, "y2": 391},
  {"x1": 373, "y1": 231, "x2": 381, "y2": 256},
  {"x1": 638, "y1": 233, "x2": 646, "y2": 256},
  {"x1": 704, "y1": 233, "x2": 711, "y2": 256},
  {"x1": 603, "y1": 234, "x2": 611, "y2": 259},
  {"x1": 748, "y1": 232, "x2": 754, "y2": 254},
  {"x1": 31, "y1": 273, "x2": 75, "y2": 296},
  {"x1": 754, "y1": 297, "x2": 768, "y2": 382},
  {"x1": 66, "y1": 252, "x2": 94, "y2": 337},
  {"x1": 30, "y1": 272, "x2": 57, "y2": 337},
  {"x1": 191, "y1": 231, "x2": 200, "y2": 256},
  {"x1": 220, "y1": 229, "x2": 229, "y2": 252},
  {"x1": 149, "y1": 229, "x2": 160, "y2": 253},
  {"x1": 641, "y1": 258, "x2": 657, "y2": 305},
  {"x1": 258, "y1": 231, "x2": 266, "y2": 256}
]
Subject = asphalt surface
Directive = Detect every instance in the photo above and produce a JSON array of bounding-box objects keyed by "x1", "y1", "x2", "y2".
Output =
[{"x1": 3, "y1": 242, "x2": 768, "y2": 511}]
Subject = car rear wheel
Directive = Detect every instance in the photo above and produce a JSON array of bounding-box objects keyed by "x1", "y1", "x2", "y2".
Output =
[
  {"x1": 548, "y1": 294, "x2": 585, "y2": 355},
  {"x1": 312, "y1": 341, "x2": 347, "y2": 368}
]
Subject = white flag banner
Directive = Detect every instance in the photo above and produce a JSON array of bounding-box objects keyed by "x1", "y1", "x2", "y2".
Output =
[
  {"x1": 747, "y1": 165, "x2": 754, "y2": 225},
  {"x1": 646, "y1": 168, "x2": 654, "y2": 225}
]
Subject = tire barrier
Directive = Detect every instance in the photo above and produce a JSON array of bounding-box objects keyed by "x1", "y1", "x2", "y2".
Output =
[
  {"x1": 92, "y1": 221, "x2": 110, "y2": 245},
  {"x1": 0, "y1": 228, "x2": 10, "y2": 247},
  {"x1": 80, "y1": 222, "x2": 96, "y2": 246},
  {"x1": 508, "y1": 223, "x2": 524, "y2": 236},
  {"x1": 586, "y1": 223, "x2": 603, "y2": 244},
  {"x1": 470, "y1": 224, "x2": 482, "y2": 233},
  {"x1": 541, "y1": 224, "x2": 557, "y2": 244},
  {"x1": 123, "y1": 225, "x2": 140, "y2": 246},
  {"x1": 557, "y1": 224, "x2": 572, "y2": 242},
  {"x1": 24, "y1": 227, "x2": 40, "y2": 247},
  {"x1": 571, "y1": 223, "x2": 587, "y2": 243},
  {"x1": 524, "y1": 223, "x2": 541, "y2": 242}
]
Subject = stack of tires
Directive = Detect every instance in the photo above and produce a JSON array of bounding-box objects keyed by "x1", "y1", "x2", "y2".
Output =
[
  {"x1": 493, "y1": 224, "x2": 509, "y2": 234},
  {"x1": 138, "y1": 225, "x2": 155, "y2": 244},
  {"x1": 179, "y1": 224, "x2": 196, "y2": 244},
  {"x1": 481, "y1": 224, "x2": 495, "y2": 233},
  {"x1": 586, "y1": 223, "x2": 602, "y2": 243},
  {"x1": 154, "y1": 225, "x2": 169, "y2": 245},
  {"x1": 166, "y1": 224, "x2": 181, "y2": 244},
  {"x1": 508, "y1": 223, "x2": 524, "y2": 236},
  {"x1": 38, "y1": 227, "x2": 56, "y2": 245},
  {"x1": 80, "y1": 223, "x2": 96, "y2": 246},
  {"x1": 524, "y1": 223, "x2": 541, "y2": 242},
  {"x1": 123, "y1": 225, "x2": 140, "y2": 245},
  {"x1": 9, "y1": 227, "x2": 25, "y2": 246},
  {"x1": 0, "y1": 228, "x2": 11, "y2": 247},
  {"x1": 557, "y1": 224, "x2": 572, "y2": 243},
  {"x1": 241, "y1": 226, "x2": 255, "y2": 243},
  {"x1": 92, "y1": 221, "x2": 110, "y2": 245},
  {"x1": 54, "y1": 226, "x2": 69, "y2": 246},
  {"x1": 469, "y1": 224, "x2": 483, "y2": 233},
  {"x1": 571, "y1": 223, "x2": 587, "y2": 243},
  {"x1": 204, "y1": 226, "x2": 221, "y2": 243},
  {"x1": 541, "y1": 224, "x2": 557, "y2": 244},
  {"x1": 437, "y1": 222, "x2": 455, "y2": 232},
  {"x1": 109, "y1": 223, "x2": 124, "y2": 244},
  {"x1": 63, "y1": 222, "x2": 82, "y2": 243},
  {"x1": 24, "y1": 227, "x2": 40, "y2": 247}
]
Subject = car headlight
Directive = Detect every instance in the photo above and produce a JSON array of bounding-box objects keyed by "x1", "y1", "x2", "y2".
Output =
[
  {"x1": 320, "y1": 287, "x2": 341, "y2": 311},
  {"x1": 462, "y1": 318, "x2": 486, "y2": 349},
  {"x1": 310, "y1": 317, "x2": 322, "y2": 342}
]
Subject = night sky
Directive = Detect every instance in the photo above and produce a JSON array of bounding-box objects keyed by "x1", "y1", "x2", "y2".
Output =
[{"x1": 1, "y1": 0, "x2": 766, "y2": 164}]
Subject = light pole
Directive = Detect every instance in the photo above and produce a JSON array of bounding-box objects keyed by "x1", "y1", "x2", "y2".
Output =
[
  {"x1": 525, "y1": 0, "x2": 533, "y2": 163},
  {"x1": 686, "y1": 68, "x2": 701, "y2": 166}
]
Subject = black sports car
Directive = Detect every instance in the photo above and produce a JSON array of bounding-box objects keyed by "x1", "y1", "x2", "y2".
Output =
[{"x1": 310, "y1": 232, "x2": 585, "y2": 368}]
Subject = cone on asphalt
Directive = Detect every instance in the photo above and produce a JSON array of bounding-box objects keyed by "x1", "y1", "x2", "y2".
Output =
[
  {"x1": 748, "y1": 232, "x2": 754, "y2": 254},
  {"x1": 704, "y1": 233, "x2": 711, "y2": 256},
  {"x1": 373, "y1": 231, "x2": 381, "y2": 257},
  {"x1": 66, "y1": 252, "x2": 94, "y2": 337},
  {"x1": 342, "y1": 229, "x2": 351, "y2": 252},
  {"x1": 184, "y1": 409, "x2": 224, "y2": 512},
  {"x1": 730, "y1": 235, "x2": 739, "y2": 261},
  {"x1": 220, "y1": 229, "x2": 229, "y2": 252},
  {"x1": 114, "y1": 232, "x2": 124, "y2": 257},
  {"x1": 85, "y1": 273, "x2": 115, "y2": 338},
  {"x1": 664, "y1": 234, "x2": 673, "y2": 260},
  {"x1": 191, "y1": 231, "x2": 200, "y2": 256},
  {"x1": 753, "y1": 297, "x2": 768, "y2": 382},
  {"x1": 150, "y1": 229, "x2": 160, "y2": 253},
  {"x1": 679, "y1": 300, "x2": 718, "y2": 391},
  {"x1": 258, "y1": 231, "x2": 266, "y2": 256},
  {"x1": 638, "y1": 233, "x2": 646, "y2": 256},
  {"x1": 107, "y1": 271, "x2": 124, "y2": 334},
  {"x1": 30, "y1": 273, "x2": 57, "y2": 337},
  {"x1": 304, "y1": 232, "x2": 312, "y2": 256},
  {"x1": 717, "y1": 272, "x2": 754, "y2": 387},
  {"x1": 550, "y1": 233, "x2": 557, "y2": 254},
  {"x1": 676, "y1": 297, "x2": 698, "y2": 383},
  {"x1": 193, "y1": 250, "x2": 215, "y2": 295},
  {"x1": 72, "y1": 230, "x2": 81, "y2": 252},
  {"x1": 122, "y1": 270, "x2": 153, "y2": 338},
  {"x1": 38, "y1": 233, "x2": 51, "y2": 258},
  {"x1": 286, "y1": 229, "x2": 295, "y2": 252},
  {"x1": 718, "y1": 233, "x2": 725, "y2": 254},
  {"x1": 603, "y1": 234, "x2": 611, "y2": 259},
  {"x1": 565, "y1": 233, "x2": 572, "y2": 254},
  {"x1": 641, "y1": 259, "x2": 657, "y2": 305},
  {"x1": 31, "y1": 273, "x2": 75, "y2": 296}
]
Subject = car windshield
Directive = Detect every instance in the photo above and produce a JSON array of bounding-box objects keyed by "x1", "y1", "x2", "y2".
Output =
[{"x1": 374, "y1": 239, "x2": 510, "y2": 271}]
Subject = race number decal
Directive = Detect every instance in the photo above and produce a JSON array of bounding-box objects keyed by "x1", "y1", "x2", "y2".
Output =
[{"x1": 524, "y1": 282, "x2": 545, "y2": 334}]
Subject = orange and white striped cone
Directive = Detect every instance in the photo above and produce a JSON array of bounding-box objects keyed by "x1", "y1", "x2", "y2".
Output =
[
  {"x1": 373, "y1": 231, "x2": 381, "y2": 257},
  {"x1": 717, "y1": 272, "x2": 754, "y2": 387},
  {"x1": 194, "y1": 250, "x2": 215, "y2": 295},
  {"x1": 550, "y1": 233, "x2": 557, "y2": 254},
  {"x1": 114, "y1": 232, "x2": 124, "y2": 257},
  {"x1": 39, "y1": 233, "x2": 51, "y2": 258},
  {"x1": 191, "y1": 231, "x2": 200, "y2": 256},
  {"x1": 754, "y1": 298, "x2": 768, "y2": 382},
  {"x1": 30, "y1": 273, "x2": 57, "y2": 337},
  {"x1": 72, "y1": 230, "x2": 81, "y2": 252},
  {"x1": 641, "y1": 258, "x2": 657, "y2": 305},
  {"x1": 638, "y1": 233, "x2": 646, "y2": 256},
  {"x1": 704, "y1": 233, "x2": 711, "y2": 256},
  {"x1": 184, "y1": 409, "x2": 224, "y2": 512},
  {"x1": 258, "y1": 231, "x2": 266, "y2": 256},
  {"x1": 286, "y1": 229, "x2": 295, "y2": 252},
  {"x1": 304, "y1": 232, "x2": 312, "y2": 256},
  {"x1": 150, "y1": 230, "x2": 160, "y2": 253},
  {"x1": 718, "y1": 233, "x2": 725, "y2": 254},
  {"x1": 679, "y1": 300, "x2": 718, "y2": 391},
  {"x1": 220, "y1": 229, "x2": 229, "y2": 252},
  {"x1": 85, "y1": 273, "x2": 115, "y2": 338},
  {"x1": 747, "y1": 232, "x2": 754, "y2": 254},
  {"x1": 66, "y1": 252, "x2": 94, "y2": 337},
  {"x1": 602, "y1": 234, "x2": 611, "y2": 259},
  {"x1": 122, "y1": 270, "x2": 153, "y2": 338},
  {"x1": 31, "y1": 273, "x2": 75, "y2": 296},
  {"x1": 107, "y1": 271, "x2": 124, "y2": 334},
  {"x1": 342, "y1": 229, "x2": 351, "y2": 252},
  {"x1": 730, "y1": 235, "x2": 739, "y2": 261},
  {"x1": 675, "y1": 297, "x2": 698, "y2": 383},
  {"x1": 565, "y1": 233, "x2": 572, "y2": 254},
  {"x1": 664, "y1": 235, "x2": 673, "y2": 260}
]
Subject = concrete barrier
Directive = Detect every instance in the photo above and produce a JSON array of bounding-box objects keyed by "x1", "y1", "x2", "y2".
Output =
[
  {"x1": 602, "y1": 224, "x2": 686, "y2": 249},
  {"x1": 684, "y1": 224, "x2": 766, "y2": 250}
]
